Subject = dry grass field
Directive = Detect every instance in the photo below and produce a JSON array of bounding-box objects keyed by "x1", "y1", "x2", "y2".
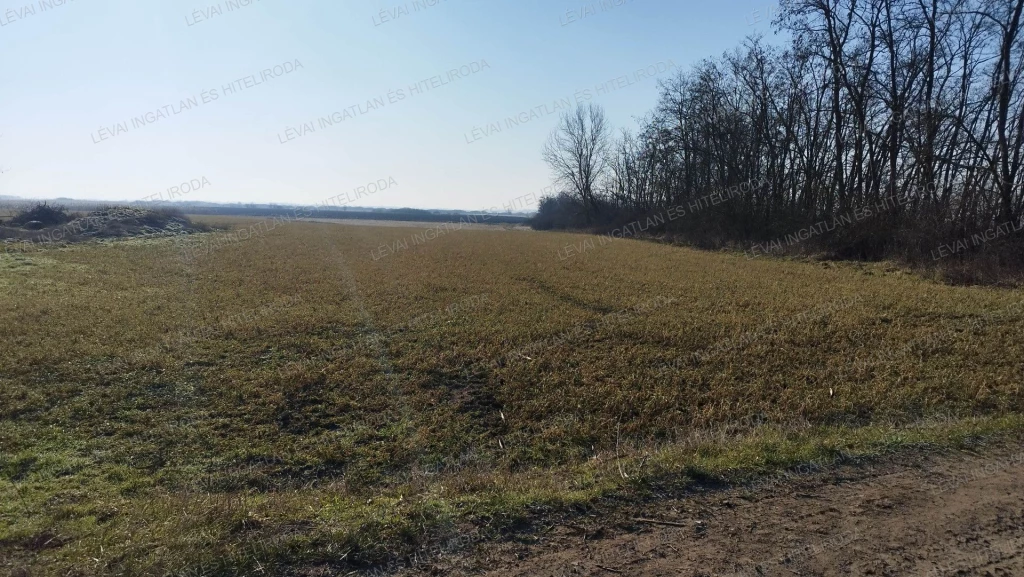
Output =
[{"x1": 2, "y1": 217, "x2": 1023, "y2": 576}]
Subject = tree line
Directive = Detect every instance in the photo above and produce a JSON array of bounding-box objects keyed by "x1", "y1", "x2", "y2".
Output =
[{"x1": 538, "y1": 0, "x2": 1024, "y2": 270}]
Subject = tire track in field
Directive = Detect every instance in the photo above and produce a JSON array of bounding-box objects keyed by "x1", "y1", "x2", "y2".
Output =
[{"x1": 328, "y1": 237, "x2": 416, "y2": 429}]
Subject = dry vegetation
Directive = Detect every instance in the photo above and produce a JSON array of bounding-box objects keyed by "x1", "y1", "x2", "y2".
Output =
[
  {"x1": 2, "y1": 217, "x2": 1023, "y2": 575},
  {"x1": 0, "y1": 205, "x2": 210, "y2": 246}
]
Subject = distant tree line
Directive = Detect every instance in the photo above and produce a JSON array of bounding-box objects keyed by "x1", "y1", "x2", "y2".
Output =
[{"x1": 538, "y1": 0, "x2": 1024, "y2": 269}]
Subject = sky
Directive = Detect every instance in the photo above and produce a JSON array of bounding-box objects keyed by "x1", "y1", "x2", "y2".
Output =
[{"x1": 0, "y1": 0, "x2": 781, "y2": 211}]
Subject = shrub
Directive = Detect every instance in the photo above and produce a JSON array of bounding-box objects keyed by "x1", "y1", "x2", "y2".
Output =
[
  {"x1": 530, "y1": 193, "x2": 591, "y2": 230},
  {"x1": 10, "y1": 202, "x2": 73, "y2": 227}
]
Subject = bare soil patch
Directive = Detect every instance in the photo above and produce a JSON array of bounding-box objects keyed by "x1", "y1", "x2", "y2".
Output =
[{"x1": 411, "y1": 444, "x2": 1024, "y2": 577}]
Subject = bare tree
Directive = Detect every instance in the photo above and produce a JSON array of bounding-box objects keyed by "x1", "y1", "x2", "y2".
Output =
[
  {"x1": 987, "y1": 0, "x2": 1024, "y2": 223},
  {"x1": 543, "y1": 103, "x2": 610, "y2": 220},
  {"x1": 536, "y1": 0, "x2": 1024, "y2": 263}
]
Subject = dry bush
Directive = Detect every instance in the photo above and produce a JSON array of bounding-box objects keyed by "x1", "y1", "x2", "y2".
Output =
[{"x1": 8, "y1": 202, "x2": 73, "y2": 228}]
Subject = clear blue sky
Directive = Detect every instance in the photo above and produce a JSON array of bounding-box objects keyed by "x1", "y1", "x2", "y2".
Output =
[{"x1": 0, "y1": 0, "x2": 780, "y2": 210}]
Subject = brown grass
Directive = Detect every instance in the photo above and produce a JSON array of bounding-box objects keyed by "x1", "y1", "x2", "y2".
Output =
[{"x1": 1, "y1": 217, "x2": 1022, "y2": 575}]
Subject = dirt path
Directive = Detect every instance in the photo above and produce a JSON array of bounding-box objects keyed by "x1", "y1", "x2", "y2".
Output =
[{"x1": 416, "y1": 444, "x2": 1024, "y2": 577}]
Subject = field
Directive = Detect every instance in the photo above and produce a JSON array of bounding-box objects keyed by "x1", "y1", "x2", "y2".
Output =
[{"x1": 2, "y1": 217, "x2": 1024, "y2": 575}]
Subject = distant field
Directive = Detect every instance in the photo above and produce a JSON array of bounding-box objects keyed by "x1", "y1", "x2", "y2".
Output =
[
  {"x1": 299, "y1": 216, "x2": 532, "y2": 230},
  {"x1": 2, "y1": 217, "x2": 1023, "y2": 575}
]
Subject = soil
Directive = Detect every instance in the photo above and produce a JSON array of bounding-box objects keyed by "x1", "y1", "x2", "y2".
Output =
[{"x1": 402, "y1": 443, "x2": 1024, "y2": 577}]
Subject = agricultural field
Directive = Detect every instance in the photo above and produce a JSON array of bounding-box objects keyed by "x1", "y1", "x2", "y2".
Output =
[{"x1": 2, "y1": 217, "x2": 1023, "y2": 575}]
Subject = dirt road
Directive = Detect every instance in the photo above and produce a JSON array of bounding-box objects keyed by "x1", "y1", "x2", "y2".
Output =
[{"x1": 417, "y1": 445, "x2": 1023, "y2": 577}]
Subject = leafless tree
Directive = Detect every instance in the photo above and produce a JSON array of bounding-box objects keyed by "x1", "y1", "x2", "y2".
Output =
[
  {"x1": 538, "y1": 0, "x2": 1024, "y2": 261},
  {"x1": 542, "y1": 103, "x2": 610, "y2": 221}
]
